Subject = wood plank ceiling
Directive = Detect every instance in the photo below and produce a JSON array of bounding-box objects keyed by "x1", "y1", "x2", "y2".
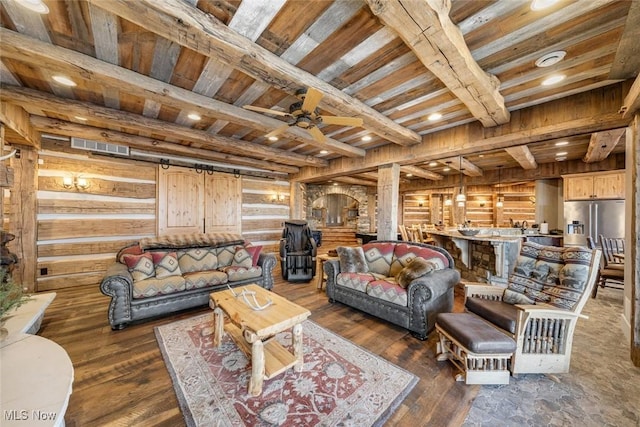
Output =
[{"x1": 0, "y1": 0, "x2": 637, "y2": 185}]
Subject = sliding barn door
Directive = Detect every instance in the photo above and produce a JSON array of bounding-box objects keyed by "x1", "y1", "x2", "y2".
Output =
[
  {"x1": 157, "y1": 168, "x2": 204, "y2": 235},
  {"x1": 204, "y1": 172, "x2": 242, "y2": 234}
]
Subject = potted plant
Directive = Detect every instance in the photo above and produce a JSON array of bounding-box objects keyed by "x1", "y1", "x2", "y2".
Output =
[{"x1": 0, "y1": 268, "x2": 30, "y2": 340}]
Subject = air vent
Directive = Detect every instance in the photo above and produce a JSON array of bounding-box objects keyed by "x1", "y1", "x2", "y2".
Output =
[
  {"x1": 71, "y1": 137, "x2": 129, "y2": 156},
  {"x1": 535, "y1": 51, "x2": 566, "y2": 68}
]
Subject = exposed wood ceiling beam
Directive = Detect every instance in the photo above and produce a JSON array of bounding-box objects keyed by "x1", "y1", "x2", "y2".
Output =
[
  {"x1": 439, "y1": 156, "x2": 483, "y2": 177},
  {"x1": 609, "y1": 0, "x2": 640, "y2": 79},
  {"x1": 583, "y1": 128, "x2": 625, "y2": 163},
  {"x1": 0, "y1": 29, "x2": 362, "y2": 158},
  {"x1": 90, "y1": 0, "x2": 421, "y2": 147},
  {"x1": 1, "y1": 85, "x2": 323, "y2": 169},
  {"x1": 401, "y1": 165, "x2": 443, "y2": 181},
  {"x1": 31, "y1": 117, "x2": 297, "y2": 175},
  {"x1": 293, "y1": 83, "x2": 631, "y2": 182},
  {"x1": 505, "y1": 145, "x2": 537, "y2": 170},
  {"x1": 332, "y1": 176, "x2": 377, "y2": 187},
  {"x1": 621, "y1": 73, "x2": 640, "y2": 119},
  {"x1": 365, "y1": 0, "x2": 510, "y2": 127},
  {"x1": 0, "y1": 102, "x2": 39, "y2": 148}
]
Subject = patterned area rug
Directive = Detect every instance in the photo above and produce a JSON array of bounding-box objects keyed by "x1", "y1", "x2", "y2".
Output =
[{"x1": 155, "y1": 314, "x2": 418, "y2": 426}]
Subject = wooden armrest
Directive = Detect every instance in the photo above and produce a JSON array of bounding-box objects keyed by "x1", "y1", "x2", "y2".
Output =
[{"x1": 514, "y1": 304, "x2": 586, "y2": 320}]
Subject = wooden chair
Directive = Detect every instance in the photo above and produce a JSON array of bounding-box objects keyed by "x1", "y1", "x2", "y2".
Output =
[
  {"x1": 588, "y1": 236, "x2": 624, "y2": 297},
  {"x1": 398, "y1": 224, "x2": 409, "y2": 241},
  {"x1": 464, "y1": 242, "x2": 602, "y2": 375}
]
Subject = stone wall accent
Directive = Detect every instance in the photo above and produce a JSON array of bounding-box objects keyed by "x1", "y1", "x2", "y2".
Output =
[{"x1": 306, "y1": 184, "x2": 370, "y2": 232}]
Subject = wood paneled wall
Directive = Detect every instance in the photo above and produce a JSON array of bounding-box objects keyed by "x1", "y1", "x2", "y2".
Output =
[
  {"x1": 401, "y1": 183, "x2": 535, "y2": 228},
  {"x1": 36, "y1": 149, "x2": 157, "y2": 291},
  {"x1": 241, "y1": 178, "x2": 289, "y2": 253}
]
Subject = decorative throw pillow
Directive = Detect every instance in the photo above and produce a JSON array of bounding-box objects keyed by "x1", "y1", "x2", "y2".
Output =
[
  {"x1": 232, "y1": 246, "x2": 253, "y2": 268},
  {"x1": 503, "y1": 289, "x2": 535, "y2": 305},
  {"x1": 337, "y1": 246, "x2": 369, "y2": 273},
  {"x1": 395, "y1": 257, "x2": 436, "y2": 288},
  {"x1": 122, "y1": 253, "x2": 155, "y2": 282},
  {"x1": 244, "y1": 244, "x2": 263, "y2": 266},
  {"x1": 150, "y1": 251, "x2": 182, "y2": 279},
  {"x1": 117, "y1": 243, "x2": 143, "y2": 263}
]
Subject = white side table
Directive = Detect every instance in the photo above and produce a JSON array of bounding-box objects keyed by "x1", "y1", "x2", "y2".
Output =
[
  {"x1": 1, "y1": 333, "x2": 74, "y2": 426},
  {"x1": 2, "y1": 293, "x2": 56, "y2": 335}
]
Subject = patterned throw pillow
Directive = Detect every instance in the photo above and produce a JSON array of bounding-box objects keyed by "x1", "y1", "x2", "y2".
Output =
[
  {"x1": 122, "y1": 253, "x2": 155, "y2": 282},
  {"x1": 503, "y1": 289, "x2": 535, "y2": 305},
  {"x1": 177, "y1": 248, "x2": 218, "y2": 273},
  {"x1": 150, "y1": 251, "x2": 182, "y2": 279},
  {"x1": 232, "y1": 246, "x2": 253, "y2": 268},
  {"x1": 244, "y1": 244, "x2": 263, "y2": 266}
]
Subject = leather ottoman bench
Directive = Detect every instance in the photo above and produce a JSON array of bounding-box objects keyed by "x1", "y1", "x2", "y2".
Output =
[{"x1": 435, "y1": 312, "x2": 516, "y2": 385}]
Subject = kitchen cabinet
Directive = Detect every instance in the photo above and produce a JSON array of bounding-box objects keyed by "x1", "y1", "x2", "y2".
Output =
[{"x1": 563, "y1": 171, "x2": 624, "y2": 200}]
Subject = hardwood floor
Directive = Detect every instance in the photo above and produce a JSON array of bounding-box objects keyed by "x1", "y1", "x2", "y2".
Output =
[{"x1": 39, "y1": 263, "x2": 477, "y2": 427}]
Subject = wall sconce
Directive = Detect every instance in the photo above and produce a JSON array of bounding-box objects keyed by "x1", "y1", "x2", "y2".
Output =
[
  {"x1": 418, "y1": 200, "x2": 424, "y2": 207},
  {"x1": 63, "y1": 176, "x2": 90, "y2": 190},
  {"x1": 271, "y1": 193, "x2": 285, "y2": 202}
]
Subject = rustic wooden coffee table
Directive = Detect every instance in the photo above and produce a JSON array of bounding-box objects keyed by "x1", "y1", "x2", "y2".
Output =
[{"x1": 209, "y1": 284, "x2": 311, "y2": 396}]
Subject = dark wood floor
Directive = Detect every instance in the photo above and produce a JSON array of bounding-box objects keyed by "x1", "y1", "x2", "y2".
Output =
[{"x1": 39, "y1": 262, "x2": 477, "y2": 427}]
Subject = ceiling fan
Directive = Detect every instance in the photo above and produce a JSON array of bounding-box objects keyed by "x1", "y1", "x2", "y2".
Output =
[{"x1": 243, "y1": 87, "x2": 363, "y2": 143}]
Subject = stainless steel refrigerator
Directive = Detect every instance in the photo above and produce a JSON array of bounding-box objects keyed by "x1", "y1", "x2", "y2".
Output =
[{"x1": 564, "y1": 199, "x2": 625, "y2": 247}]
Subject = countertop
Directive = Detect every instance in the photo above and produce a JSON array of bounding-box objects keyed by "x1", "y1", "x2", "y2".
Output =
[{"x1": 428, "y1": 229, "x2": 560, "y2": 243}]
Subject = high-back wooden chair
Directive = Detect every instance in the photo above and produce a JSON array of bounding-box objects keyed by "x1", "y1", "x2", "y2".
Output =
[
  {"x1": 464, "y1": 242, "x2": 602, "y2": 374},
  {"x1": 588, "y1": 235, "x2": 624, "y2": 297},
  {"x1": 398, "y1": 224, "x2": 409, "y2": 241},
  {"x1": 599, "y1": 235, "x2": 625, "y2": 268}
]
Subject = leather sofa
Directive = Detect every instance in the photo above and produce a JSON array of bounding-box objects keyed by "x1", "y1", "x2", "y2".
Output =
[
  {"x1": 100, "y1": 233, "x2": 276, "y2": 330},
  {"x1": 324, "y1": 240, "x2": 460, "y2": 340}
]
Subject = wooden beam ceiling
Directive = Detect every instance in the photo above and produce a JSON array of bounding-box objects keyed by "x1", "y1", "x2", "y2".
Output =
[
  {"x1": 401, "y1": 165, "x2": 443, "y2": 181},
  {"x1": 293, "y1": 83, "x2": 632, "y2": 182},
  {"x1": 0, "y1": 102, "x2": 39, "y2": 148},
  {"x1": 505, "y1": 145, "x2": 538, "y2": 170},
  {"x1": 609, "y1": 0, "x2": 640, "y2": 79},
  {"x1": 0, "y1": 85, "x2": 320, "y2": 170},
  {"x1": 90, "y1": 0, "x2": 422, "y2": 147},
  {"x1": 31, "y1": 117, "x2": 298, "y2": 174},
  {"x1": 0, "y1": 28, "x2": 363, "y2": 159},
  {"x1": 365, "y1": 0, "x2": 510, "y2": 127},
  {"x1": 440, "y1": 156, "x2": 483, "y2": 177},
  {"x1": 583, "y1": 128, "x2": 625, "y2": 163}
]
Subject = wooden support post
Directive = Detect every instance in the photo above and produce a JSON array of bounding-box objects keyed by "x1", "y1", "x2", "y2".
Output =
[
  {"x1": 289, "y1": 181, "x2": 305, "y2": 220},
  {"x1": 9, "y1": 146, "x2": 37, "y2": 291},
  {"x1": 626, "y1": 114, "x2": 639, "y2": 367},
  {"x1": 376, "y1": 164, "x2": 400, "y2": 240}
]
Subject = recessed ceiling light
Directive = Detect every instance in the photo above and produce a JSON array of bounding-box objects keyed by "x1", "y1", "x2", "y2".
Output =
[
  {"x1": 187, "y1": 113, "x2": 201, "y2": 121},
  {"x1": 429, "y1": 161, "x2": 438, "y2": 167},
  {"x1": 443, "y1": 167, "x2": 451, "y2": 172},
  {"x1": 555, "y1": 156, "x2": 567, "y2": 162},
  {"x1": 52, "y1": 75, "x2": 77, "y2": 87},
  {"x1": 541, "y1": 74, "x2": 565, "y2": 86},
  {"x1": 530, "y1": 0, "x2": 560, "y2": 11},
  {"x1": 535, "y1": 51, "x2": 566, "y2": 68},
  {"x1": 556, "y1": 151, "x2": 568, "y2": 156},
  {"x1": 333, "y1": 182, "x2": 338, "y2": 186},
  {"x1": 17, "y1": 0, "x2": 49, "y2": 14},
  {"x1": 361, "y1": 135, "x2": 372, "y2": 142},
  {"x1": 406, "y1": 173, "x2": 413, "y2": 177},
  {"x1": 555, "y1": 141, "x2": 569, "y2": 146},
  {"x1": 428, "y1": 112, "x2": 442, "y2": 121},
  {"x1": 319, "y1": 149, "x2": 328, "y2": 154},
  {"x1": 267, "y1": 136, "x2": 279, "y2": 142},
  {"x1": 74, "y1": 116, "x2": 88, "y2": 121}
]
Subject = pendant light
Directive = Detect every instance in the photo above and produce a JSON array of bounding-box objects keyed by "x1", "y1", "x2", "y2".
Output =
[
  {"x1": 496, "y1": 166, "x2": 504, "y2": 208},
  {"x1": 455, "y1": 155, "x2": 466, "y2": 203}
]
